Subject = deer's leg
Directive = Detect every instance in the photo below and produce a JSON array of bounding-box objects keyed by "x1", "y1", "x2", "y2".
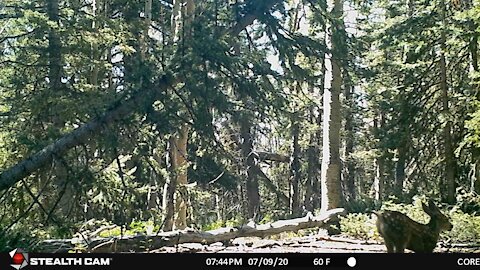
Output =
[
  {"x1": 383, "y1": 237, "x2": 394, "y2": 253},
  {"x1": 394, "y1": 241, "x2": 406, "y2": 253},
  {"x1": 385, "y1": 242, "x2": 394, "y2": 253}
]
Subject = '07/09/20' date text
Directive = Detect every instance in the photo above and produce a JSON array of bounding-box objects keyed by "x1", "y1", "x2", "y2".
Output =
[{"x1": 204, "y1": 256, "x2": 333, "y2": 267}]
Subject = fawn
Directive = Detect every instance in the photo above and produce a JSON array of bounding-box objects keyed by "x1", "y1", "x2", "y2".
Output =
[{"x1": 375, "y1": 200, "x2": 453, "y2": 253}]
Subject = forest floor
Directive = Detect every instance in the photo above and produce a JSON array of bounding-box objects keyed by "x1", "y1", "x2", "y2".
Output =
[{"x1": 153, "y1": 233, "x2": 479, "y2": 253}]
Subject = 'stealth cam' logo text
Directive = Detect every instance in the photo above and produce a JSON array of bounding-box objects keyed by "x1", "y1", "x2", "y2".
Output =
[
  {"x1": 30, "y1": 257, "x2": 112, "y2": 266},
  {"x1": 10, "y1": 248, "x2": 29, "y2": 270},
  {"x1": 10, "y1": 248, "x2": 113, "y2": 269}
]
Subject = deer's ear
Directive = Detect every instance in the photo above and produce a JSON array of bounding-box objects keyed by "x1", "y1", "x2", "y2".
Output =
[
  {"x1": 428, "y1": 200, "x2": 440, "y2": 212},
  {"x1": 421, "y1": 202, "x2": 430, "y2": 213}
]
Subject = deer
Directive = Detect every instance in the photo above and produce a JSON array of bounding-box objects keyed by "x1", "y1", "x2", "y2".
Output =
[{"x1": 374, "y1": 200, "x2": 453, "y2": 253}]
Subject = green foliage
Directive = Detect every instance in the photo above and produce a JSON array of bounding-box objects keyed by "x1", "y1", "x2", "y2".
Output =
[
  {"x1": 128, "y1": 220, "x2": 158, "y2": 235},
  {"x1": 340, "y1": 213, "x2": 379, "y2": 240},
  {"x1": 260, "y1": 212, "x2": 275, "y2": 224},
  {"x1": 0, "y1": 228, "x2": 36, "y2": 252},
  {"x1": 267, "y1": 231, "x2": 304, "y2": 240},
  {"x1": 463, "y1": 103, "x2": 480, "y2": 148},
  {"x1": 202, "y1": 218, "x2": 243, "y2": 231},
  {"x1": 98, "y1": 227, "x2": 122, "y2": 238},
  {"x1": 97, "y1": 220, "x2": 159, "y2": 237},
  {"x1": 202, "y1": 220, "x2": 226, "y2": 231},
  {"x1": 345, "y1": 196, "x2": 377, "y2": 213},
  {"x1": 447, "y1": 210, "x2": 480, "y2": 243}
]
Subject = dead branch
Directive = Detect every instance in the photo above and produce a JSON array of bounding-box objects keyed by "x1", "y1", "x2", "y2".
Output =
[{"x1": 35, "y1": 208, "x2": 345, "y2": 252}]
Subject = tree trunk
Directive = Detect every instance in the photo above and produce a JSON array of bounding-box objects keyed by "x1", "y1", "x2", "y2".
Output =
[
  {"x1": 374, "y1": 157, "x2": 384, "y2": 203},
  {"x1": 467, "y1": 2, "x2": 480, "y2": 196},
  {"x1": 147, "y1": 151, "x2": 162, "y2": 211},
  {"x1": 305, "y1": 96, "x2": 320, "y2": 211},
  {"x1": 440, "y1": 0, "x2": 455, "y2": 204},
  {"x1": 47, "y1": 0, "x2": 61, "y2": 94},
  {"x1": 163, "y1": 125, "x2": 190, "y2": 231},
  {"x1": 171, "y1": 0, "x2": 182, "y2": 44},
  {"x1": 320, "y1": 0, "x2": 345, "y2": 212},
  {"x1": 466, "y1": 0, "x2": 478, "y2": 73},
  {"x1": 173, "y1": 125, "x2": 189, "y2": 230},
  {"x1": 343, "y1": 80, "x2": 355, "y2": 201},
  {"x1": 474, "y1": 159, "x2": 480, "y2": 194},
  {"x1": 162, "y1": 137, "x2": 176, "y2": 231},
  {"x1": 147, "y1": 179, "x2": 159, "y2": 210},
  {"x1": 90, "y1": 0, "x2": 99, "y2": 86},
  {"x1": 224, "y1": 126, "x2": 289, "y2": 205},
  {"x1": 373, "y1": 113, "x2": 384, "y2": 203},
  {"x1": 287, "y1": 2, "x2": 302, "y2": 216},
  {"x1": 162, "y1": 0, "x2": 185, "y2": 232},
  {"x1": 162, "y1": 0, "x2": 195, "y2": 231},
  {"x1": 140, "y1": 0, "x2": 152, "y2": 60},
  {"x1": 46, "y1": 0, "x2": 73, "y2": 217},
  {"x1": 472, "y1": 34, "x2": 478, "y2": 73},
  {"x1": 311, "y1": 58, "x2": 326, "y2": 211},
  {"x1": 289, "y1": 115, "x2": 301, "y2": 217},
  {"x1": 240, "y1": 117, "x2": 260, "y2": 221},
  {"x1": 392, "y1": 0, "x2": 414, "y2": 201},
  {"x1": 395, "y1": 144, "x2": 406, "y2": 199}
]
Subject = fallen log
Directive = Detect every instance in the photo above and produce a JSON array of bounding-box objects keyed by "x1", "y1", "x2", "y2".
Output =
[{"x1": 35, "y1": 208, "x2": 345, "y2": 253}]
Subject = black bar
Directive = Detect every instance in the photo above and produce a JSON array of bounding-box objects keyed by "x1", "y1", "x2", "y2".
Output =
[{"x1": 2, "y1": 252, "x2": 480, "y2": 270}]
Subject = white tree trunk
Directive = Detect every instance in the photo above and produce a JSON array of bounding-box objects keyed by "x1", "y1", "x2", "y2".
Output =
[{"x1": 320, "y1": 0, "x2": 344, "y2": 212}]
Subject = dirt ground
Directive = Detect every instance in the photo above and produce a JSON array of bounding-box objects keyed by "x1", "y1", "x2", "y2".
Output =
[{"x1": 154, "y1": 234, "x2": 475, "y2": 253}]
